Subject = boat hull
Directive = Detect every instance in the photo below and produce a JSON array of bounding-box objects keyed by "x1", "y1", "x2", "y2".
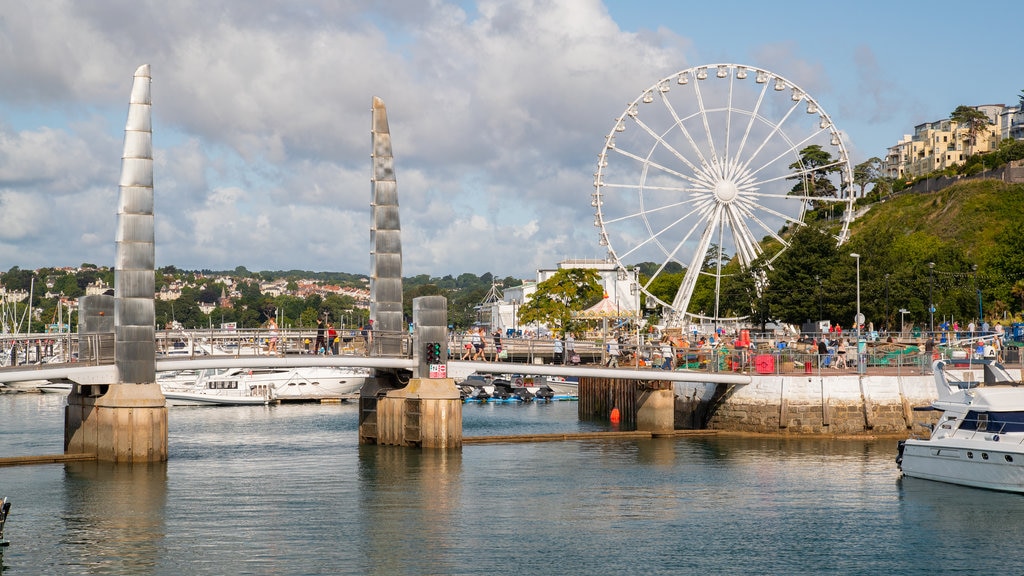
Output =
[
  {"x1": 900, "y1": 437, "x2": 1024, "y2": 493},
  {"x1": 162, "y1": 391, "x2": 269, "y2": 406}
]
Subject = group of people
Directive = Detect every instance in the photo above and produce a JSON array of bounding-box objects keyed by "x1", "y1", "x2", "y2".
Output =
[
  {"x1": 458, "y1": 327, "x2": 505, "y2": 361},
  {"x1": 264, "y1": 316, "x2": 364, "y2": 356}
]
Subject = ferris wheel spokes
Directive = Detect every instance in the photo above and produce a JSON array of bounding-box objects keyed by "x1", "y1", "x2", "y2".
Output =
[{"x1": 593, "y1": 64, "x2": 855, "y2": 326}]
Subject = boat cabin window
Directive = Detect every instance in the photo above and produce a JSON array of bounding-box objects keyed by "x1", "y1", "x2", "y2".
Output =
[
  {"x1": 961, "y1": 410, "x2": 1024, "y2": 433},
  {"x1": 206, "y1": 381, "x2": 238, "y2": 390}
]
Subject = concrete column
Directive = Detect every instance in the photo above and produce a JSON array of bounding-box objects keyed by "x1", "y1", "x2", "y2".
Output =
[
  {"x1": 375, "y1": 378, "x2": 461, "y2": 448},
  {"x1": 65, "y1": 383, "x2": 168, "y2": 462},
  {"x1": 636, "y1": 388, "x2": 675, "y2": 436}
]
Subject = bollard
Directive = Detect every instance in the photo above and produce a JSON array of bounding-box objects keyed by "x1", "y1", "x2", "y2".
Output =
[{"x1": 805, "y1": 358, "x2": 812, "y2": 374}]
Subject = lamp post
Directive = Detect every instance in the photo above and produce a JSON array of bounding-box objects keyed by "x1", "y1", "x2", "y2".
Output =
[
  {"x1": 851, "y1": 253, "x2": 863, "y2": 374},
  {"x1": 928, "y1": 262, "x2": 935, "y2": 335},
  {"x1": 630, "y1": 268, "x2": 640, "y2": 368},
  {"x1": 972, "y1": 264, "x2": 982, "y2": 328},
  {"x1": 815, "y1": 274, "x2": 822, "y2": 327},
  {"x1": 885, "y1": 273, "x2": 890, "y2": 335}
]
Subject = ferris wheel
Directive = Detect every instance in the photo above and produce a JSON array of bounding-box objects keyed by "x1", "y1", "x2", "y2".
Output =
[{"x1": 593, "y1": 63, "x2": 855, "y2": 325}]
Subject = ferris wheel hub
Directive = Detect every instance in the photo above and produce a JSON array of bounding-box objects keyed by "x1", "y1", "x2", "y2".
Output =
[{"x1": 713, "y1": 179, "x2": 739, "y2": 203}]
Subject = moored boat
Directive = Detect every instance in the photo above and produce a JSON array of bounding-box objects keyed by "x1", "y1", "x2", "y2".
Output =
[
  {"x1": 160, "y1": 366, "x2": 369, "y2": 406},
  {"x1": 897, "y1": 358, "x2": 1024, "y2": 493}
]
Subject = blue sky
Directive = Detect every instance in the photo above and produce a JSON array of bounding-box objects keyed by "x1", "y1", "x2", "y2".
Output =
[{"x1": 0, "y1": 0, "x2": 1020, "y2": 279}]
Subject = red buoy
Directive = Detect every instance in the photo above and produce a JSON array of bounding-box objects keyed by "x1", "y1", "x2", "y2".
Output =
[{"x1": 610, "y1": 407, "x2": 621, "y2": 424}]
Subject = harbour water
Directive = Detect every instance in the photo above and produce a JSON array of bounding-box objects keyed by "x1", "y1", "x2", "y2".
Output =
[{"x1": 3, "y1": 392, "x2": 1024, "y2": 575}]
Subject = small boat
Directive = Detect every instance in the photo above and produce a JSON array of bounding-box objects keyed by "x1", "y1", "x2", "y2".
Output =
[
  {"x1": 1, "y1": 496, "x2": 11, "y2": 547},
  {"x1": 37, "y1": 382, "x2": 72, "y2": 394},
  {"x1": 897, "y1": 358, "x2": 1024, "y2": 493}
]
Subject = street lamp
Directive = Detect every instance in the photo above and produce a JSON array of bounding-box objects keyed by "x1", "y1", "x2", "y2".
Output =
[
  {"x1": 928, "y1": 262, "x2": 935, "y2": 334},
  {"x1": 885, "y1": 273, "x2": 890, "y2": 334},
  {"x1": 851, "y1": 253, "x2": 863, "y2": 373},
  {"x1": 972, "y1": 264, "x2": 982, "y2": 328},
  {"x1": 815, "y1": 274, "x2": 822, "y2": 327}
]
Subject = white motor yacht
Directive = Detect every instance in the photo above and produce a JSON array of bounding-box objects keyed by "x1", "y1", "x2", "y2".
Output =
[
  {"x1": 160, "y1": 366, "x2": 368, "y2": 406},
  {"x1": 897, "y1": 358, "x2": 1024, "y2": 493}
]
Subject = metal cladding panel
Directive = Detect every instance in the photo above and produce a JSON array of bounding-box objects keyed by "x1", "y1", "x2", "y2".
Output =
[
  {"x1": 372, "y1": 96, "x2": 390, "y2": 135},
  {"x1": 374, "y1": 233, "x2": 402, "y2": 255},
  {"x1": 125, "y1": 105, "x2": 152, "y2": 132},
  {"x1": 374, "y1": 206, "x2": 401, "y2": 230},
  {"x1": 374, "y1": 301, "x2": 404, "y2": 315},
  {"x1": 117, "y1": 324, "x2": 154, "y2": 343},
  {"x1": 117, "y1": 358, "x2": 155, "y2": 385},
  {"x1": 118, "y1": 186, "x2": 154, "y2": 213},
  {"x1": 115, "y1": 213, "x2": 154, "y2": 242},
  {"x1": 373, "y1": 253, "x2": 402, "y2": 277},
  {"x1": 373, "y1": 180, "x2": 398, "y2": 202},
  {"x1": 122, "y1": 131, "x2": 152, "y2": 159},
  {"x1": 373, "y1": 131, "x2": 391, "y2": 159},
  {"x1": 78, "y1": 295, "x2": 115, "y2": 333},
  {"x1": 373, "y1": 157, "x2": 395, "y2": 181},
  {"x1": 115, "y1": 297, "x2": 154, "y2": 322},
  {"x1": 114, "y1": 245, "x2": 155, "y2": 271},
  {"x1": 119, "y1": 157, "x2": 154, "y2": 187},
  {"x1": 373, "y1": 277, "x2": 403, "y2": 302},
  {"x1": 115, "y1": 269, "x2": 155, "y2": 298},
  {"x1": 376, "y1": 309, "x2": 405, "y2": 331},
  {"x1": 413, "y1": 296, "x2": 448, "y2": 327},
  {"x1": 130, "y1": 65, "x2": 151, "y2": 102}
]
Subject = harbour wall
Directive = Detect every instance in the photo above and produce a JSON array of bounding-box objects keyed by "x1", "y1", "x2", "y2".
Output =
[{"x1": 674, "y1": 372, "x2": 992, "y2": 436}]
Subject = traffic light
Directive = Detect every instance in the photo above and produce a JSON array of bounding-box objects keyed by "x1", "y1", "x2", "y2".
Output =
[{"x1": 425, "y1": 342, "x2": 443, "y2": 364}]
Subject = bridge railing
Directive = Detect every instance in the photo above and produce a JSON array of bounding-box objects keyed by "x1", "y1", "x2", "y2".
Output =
[{"x1": 155, "y1": 328, "x2": 413, "y2": 359}]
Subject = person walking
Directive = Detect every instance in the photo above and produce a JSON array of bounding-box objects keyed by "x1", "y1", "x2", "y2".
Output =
[
  {"x1": 327, "y1": 323, "x2": 339, "y2": 355},
  {"x1": 266, "y1": 318, "x2": 279, "y2": 354},
  {"x1": 553, "y1": 336, "x2": 564, "y2": 365},
  {"x1": 492, "y1": 330, "x2": 503, "y2": 361},
  {"x1": 314, "y1": 317, "x2": 327, "y2": 355},
  {"x1": 606, "y1": 338, "x2": 620, "y2": 367}
]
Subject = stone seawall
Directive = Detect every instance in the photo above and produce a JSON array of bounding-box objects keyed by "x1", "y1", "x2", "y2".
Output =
[{"x1": 679, "y1": 374, "x2": 945, "y2": 436}]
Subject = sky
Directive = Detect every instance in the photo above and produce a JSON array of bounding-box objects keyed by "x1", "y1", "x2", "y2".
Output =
[{"x1": 0, "y1": 0, "x2": 1020, "y2": 280}]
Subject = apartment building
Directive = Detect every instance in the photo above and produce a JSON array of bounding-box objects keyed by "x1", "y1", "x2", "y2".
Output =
[{"x1": 884, "y1": 103, "x2": 1023, "y2": 180}]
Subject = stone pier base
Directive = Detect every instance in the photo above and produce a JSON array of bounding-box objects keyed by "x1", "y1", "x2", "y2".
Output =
[
  {"x1": 636, "y1": 388, "x2": 675, "y2": 436},
  {"x1": 65, "y1": 383, "x2": 168, "y2": 462},
  {"x1": 369, "y1": 378, "x2": 462, "y2": 448}
]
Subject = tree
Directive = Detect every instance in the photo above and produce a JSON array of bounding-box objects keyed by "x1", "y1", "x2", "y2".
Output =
[
  {"x1": 853, "y1": 157, "x2": 884, "y2": 198},
  {"x1": 763, "y1": 223, "x2": 841, "y2": 325},
  {"x1": 788, "y1": 145, "x2": 840, "y2": 202},
  {"x1": 950, "y1": 105, "x2": 992, "y2": 147},
  {"x1": 517, "y1": 268, "x2": 602, "y2": 336}
]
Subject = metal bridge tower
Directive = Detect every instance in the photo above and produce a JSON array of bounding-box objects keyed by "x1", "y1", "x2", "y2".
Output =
[{"x1": 64, "y1": 65, "x2": 168, "y2": 462}]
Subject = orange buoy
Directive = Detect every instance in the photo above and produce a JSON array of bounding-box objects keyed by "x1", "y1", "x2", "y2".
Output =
[{"x1": 610, "y1": 407, "x2": 621, "y2": 424}]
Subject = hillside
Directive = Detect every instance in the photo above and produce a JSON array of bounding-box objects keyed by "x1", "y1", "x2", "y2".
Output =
[{"x1": 851, "y1": 179, "x2": 1024, "y2": 267}]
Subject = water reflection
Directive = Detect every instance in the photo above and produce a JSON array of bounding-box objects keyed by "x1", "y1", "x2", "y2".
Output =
[
  {"x1": 357, "y1": 445, "x2": 463, "y2": 575},
  {"x1": 60, "y1": 461, "x2": 167, "y2": 574}
]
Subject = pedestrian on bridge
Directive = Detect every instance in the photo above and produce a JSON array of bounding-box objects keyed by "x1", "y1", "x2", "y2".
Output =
[{"x1": 314, "y1": 317, "x2": 327, "y2": 355}]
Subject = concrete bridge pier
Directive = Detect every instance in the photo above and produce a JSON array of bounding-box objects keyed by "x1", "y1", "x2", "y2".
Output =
[
  {"x1": 636, "y1": 384, "x2": 675, "y2": 436},
  {"x1": 360, "y1": 296, "x2": 462, "y2": 448},
  {"x1": 65, "y1": 383, "x2": 168, "y2": 462},
  {"x1": 372, "y1": 378, "x2": 461, "y2": 448}
]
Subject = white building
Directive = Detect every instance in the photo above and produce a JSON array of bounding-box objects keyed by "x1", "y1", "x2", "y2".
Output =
[{"x1": 485, "y1": 259, "x2": 642, "y2": 335}]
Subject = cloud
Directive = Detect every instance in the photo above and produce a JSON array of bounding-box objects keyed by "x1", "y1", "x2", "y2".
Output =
[{"x1": 0, "y1": 0, "x2": 691, "y2": 278}]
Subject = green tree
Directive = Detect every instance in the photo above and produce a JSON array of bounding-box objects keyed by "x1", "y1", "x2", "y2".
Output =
[
  {"x1": 950, "y1": 105, "x2": 992, "y2": 146},
  {"x1": 788, "y1": 145, "x2": 840, "y2": 201},
  {"x1": 517, "y1": 268, "x2": 602, "y2": 336},
  {"x1": 853, "y1": 157, "x2": 884, "y2": 198}
]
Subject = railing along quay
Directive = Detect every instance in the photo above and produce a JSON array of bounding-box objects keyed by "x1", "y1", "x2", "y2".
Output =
[{"x1": 3, "y1": 328, "x2": 1019, "y2": 379}]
